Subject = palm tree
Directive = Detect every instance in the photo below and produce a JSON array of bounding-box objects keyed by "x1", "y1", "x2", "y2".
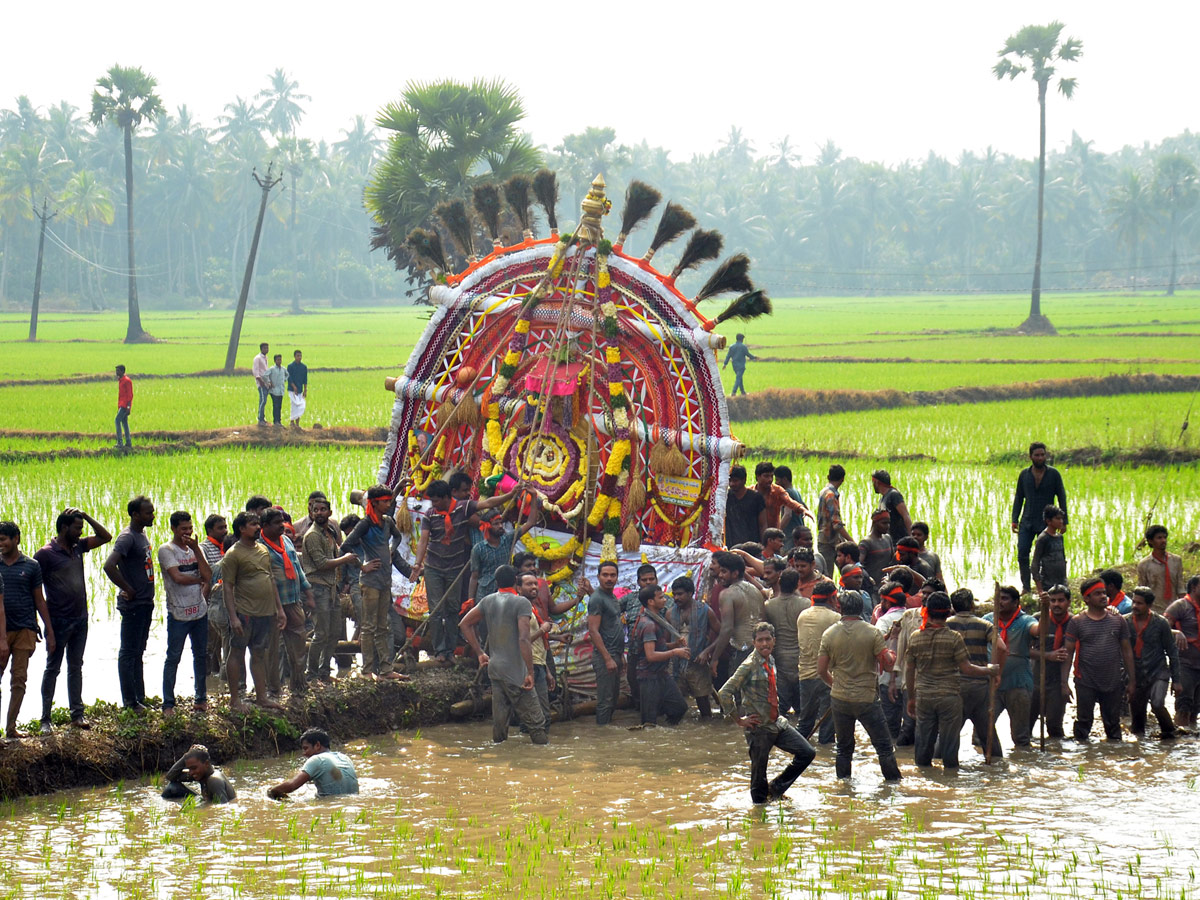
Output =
[
  {"x1": 257, "y1": 69, "x2": 309, "y2": 141},
  {"x1": 994, "y1": 21, "x2": 1083, "y2": 332},
  {"x1": 1153, "y1": 154, "x2": 1199, "y2": 296},
  {"x1": 1105, "y1": 169, "x2": 1154, "y2": 288},
  {"x1": 60, "y1": 169, "x2": 116, "y2": 307},
  {"x1": 90, "y1": 64, "x2": 164, "y2": 342},
  {"x1": 365, "y1": 78, "x2": 541, "y2": 272}
]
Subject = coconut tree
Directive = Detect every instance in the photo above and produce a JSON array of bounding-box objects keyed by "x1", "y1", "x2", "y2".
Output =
[
  {"x1": 1153, "y1": 153, "x2": 1199, "y2": 296},
  {"x1": 366, "y1": 78, "x2": 541, "y2": 275},
  {"x1": 90, "y1": 64, "x2": 163, "y2": 342},
  {"x1": 1105, "y1": 169, "x2": 1154, "y2": 288},
  {"x1": 59, "y1": 169, "x2": 116, "y2": 307},
  {"x1": 994, "y1": 21, "x2": 1083, "y2": 332}
]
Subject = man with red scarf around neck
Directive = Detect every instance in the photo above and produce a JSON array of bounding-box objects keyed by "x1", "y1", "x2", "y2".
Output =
[
  {"x1": 1028, "y1": 585, "x2": 1071, "y2": 740},
  {"x1": 1125, "y1": 586, "x2": 1180, "y2": 740},
  {"x1": 412, "y1": 479, "x2": 514, "y2": 665},
  {"x1": 1165, "y1": 575, "x2": 1200, "y2": 728},
  {"x1": 1062, "y1": 576, "x2": 1136, "y2": 742},
  {"x1": 259, "y1": 508, "x2": 312, "y2": 696},
  {"x1": 718, "y1": 621, "x2": 816, "y2": 803},
  {"x1": 1138, "y1": 525, "x2": 1184, "y2": 615},
  {"x1": 984, "y1": 585, "x2": 1039, "y2": 753}
]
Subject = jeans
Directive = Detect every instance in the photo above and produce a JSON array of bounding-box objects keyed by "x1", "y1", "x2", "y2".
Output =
[
  {"x1": 163, "y1": 615, "x2": 209, "y2": 708},
  {"x1": 257, "y1": 385, "x2": 268, "y2": 422},
  {"x1": 491, "y1": 677, "x2": 547, "y2": 744},
  {"x1": 360, "y1": 585, "x2": 394, "y2": 675},
  {"x1": 994, "y1": 686, "x2": 1033, "y2": 747},
  {"x1": 1130, "y1": 677, "x2": 1174, "y2": 737},
  {"x1": 639, "y1": 673, "x2": 687, "y2": 725},
  {"x1": 270, "y1": 393, "x2": 283, "y2": 424},
  {"x1": 914, "y1": 693, "x2": 963, "y2": 768},
  {"x1": 831, "y1": 696, "x2": 902, "y2": 781},
  {"x1": 731, "y1": 366, "x2": 746, "y2": 396},
  {"x1": 1016, "y1": 521, "x2": 1041, "y2": 594},
  {"x1": 306, "y1": 584, "x2": 338, "y2": 679},
  {"x1": 593, "y1": 654, "x2": 623, "y2": 725},
  {"x1": 797, "y1": 677, "x2": 834, "y2": 743},
  {"x1": 745, "y1": 724, "x2": 816, "y2": 803},
  {"x1": 118, "y1": 605, "x2": 153, "y2": 707},
  {"x1": 1074, "y1": 681, "x2": 1123, "y2": 741},
  {"x1": 41, "y1": 614, "x2": 88, "y2": 721},
  {"x1": 533, "y1": 664, "x2": 552, "y2": 723},
  {"x1": 777, "y1": 670, "x2": 803, "y2": 720},
  {"x1": 423, "y1": 565, "x2": 465, "y2": 658},
  {"x1": 115, "y1": 406, "x2": 131, "y2": 446}
]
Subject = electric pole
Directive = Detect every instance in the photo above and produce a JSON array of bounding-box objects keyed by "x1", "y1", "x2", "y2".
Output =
[
  {"x1": 28, "y1": 198, "x2": 56, "y2": 342},
  {"x1": 224, "y1": 164, "x2": 282, "y2": 374}
]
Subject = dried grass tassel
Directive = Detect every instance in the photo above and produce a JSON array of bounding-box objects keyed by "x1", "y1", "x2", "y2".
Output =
[
  {"x1": 626, "y1": 476, "x2": 646, "y2": 514},
  {"x1": 648, "y1": 438, "x2": 671, "y2": 475},
  {"x1": 621, "y1": 520, "x2": 641, "y2": 553},
  {"x1": 663, "y1": 443, "x2": 689, "y2": 477},
  {"x1": 394, "y1": 501, "x2": 414, "y2": 535}
]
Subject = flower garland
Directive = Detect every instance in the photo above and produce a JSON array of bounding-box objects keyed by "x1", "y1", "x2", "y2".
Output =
[
  {"x1": 582, "y1": 242, "x2": 632, "y2": 562},
  {"x1": 407, "y1": 430, "x2": 447, "y2": 492},
  {"x1": 646, "y1": 474, "x2": 709, "y2": 530},
  {"x1": 520, "y1": 531, "x2": 580, "y2": 561}
]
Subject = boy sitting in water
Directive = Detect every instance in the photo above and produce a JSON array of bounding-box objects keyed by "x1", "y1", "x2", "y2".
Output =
[
  {"x1": 268, "y1": 728, "x2": 359, "y2": 798},
  {"x1": 161, "y1": 744, "x2": 236, "y2": 803}
]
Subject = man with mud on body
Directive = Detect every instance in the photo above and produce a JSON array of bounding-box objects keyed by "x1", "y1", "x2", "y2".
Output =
[
  {"x1": 586, "y1": 560, "x2": 625, "y2": 726},
  {"x1": 1063, "y1": 577, "x2": 1135, "y2": 742},
  {"x1": 1011, "y1": 442, "x2": 1068, "y2": 595},
  {"x1": 221, "y1": 512, "x2": 287, "y2": 712},
  {"x1": 162, "y1": 744, "x2": 236, "y2": 803},
  {"x1": 698, "y1": 551, "x2": 766, "y2": 677}
]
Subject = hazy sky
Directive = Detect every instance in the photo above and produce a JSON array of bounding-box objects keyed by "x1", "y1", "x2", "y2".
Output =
[{"x1": 4, "y1": 1, "x2": 1195, "y2": 166}]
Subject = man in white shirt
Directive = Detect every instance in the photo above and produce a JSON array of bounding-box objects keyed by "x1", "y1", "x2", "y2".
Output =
[{"x1": 252, "y1": 342, "x2": 270, "y2": 425}]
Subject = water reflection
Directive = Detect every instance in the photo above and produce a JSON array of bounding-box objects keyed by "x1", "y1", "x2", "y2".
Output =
[{"x1": 3, "y1": 716, "x2": 1199, "y2": 898}]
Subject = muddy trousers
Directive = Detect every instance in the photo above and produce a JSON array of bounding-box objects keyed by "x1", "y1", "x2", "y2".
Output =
[
  {"x1": 593, "y1": 655, "x2": 623, "y2": 725},
  {"x1": 306, "y1": 585, "x2": 338, "y2": 679},
  {"x1": 831, "y1": 697, "x2": 902, "y2": 781},
  {"x1": 745, "y1": 723, "x2": 816, "y2": 803},
  {"x1": 1175, "y1": 666, "x2": 1200, "y2": 726},
  {"x1": 268, "y1": 604, "x2": 308, "y2": 692},
  {"x1": 638, "y1": 674, "x2": 687, "y2": 725},
  {"x1": 1016, "y1": 522, "x2": 1040, "y2": 594},
  {"x1": 1028, "y1": 677, "x2": 1067, "y2": 739},
  {"x1": 1130, "y1": 677, "x2": 1175, "y2": 737},
  {"x1": 491, "y1": 677, "x2": 547, "y2": 744},
  {"x1": 41, "y1": 615, "x2": 87, "y2": 722},
  {"x1": 359, "y1": 586, "x2": 395, "y2": 676},
  {"x1": 1073, "y1": 681, "x2": 1123, "y2": 741},
  {"x1": 993, "y1": 686, "x2": 1032, "y2": 748},
  {"x1": 960, "y1": 680, "x2": 1003, "y2": 758},
  {"x1": 914, "y1": 694, "x2": 963, "y2": 768},
  {"x1": 1, "y1": 630, "x2": 36, "y2": 734}
]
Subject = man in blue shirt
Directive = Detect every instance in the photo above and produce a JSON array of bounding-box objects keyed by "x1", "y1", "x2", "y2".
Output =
[
  {"x1": 983, "y1": 585, "x2": 1039, "y2": 754},
  {"x1": 722, "y1": 333, "x2": 756, "y2": 396},
  {"x1": 268, "y1": 728, "x2": 359, "y2": 798}
]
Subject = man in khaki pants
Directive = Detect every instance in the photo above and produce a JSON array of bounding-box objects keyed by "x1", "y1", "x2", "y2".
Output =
[{"x1": 0, "y1": 521, "x2": 56, "y2": 739}]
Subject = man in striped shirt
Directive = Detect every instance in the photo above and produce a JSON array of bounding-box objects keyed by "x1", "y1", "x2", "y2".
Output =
[{"x1": 948, "y1": 588, "x2": 1006, "y2": 756}]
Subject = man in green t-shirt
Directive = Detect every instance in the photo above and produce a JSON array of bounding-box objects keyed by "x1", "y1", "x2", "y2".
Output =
[{"x1": 818, "y1": 592, "x2": 901, "y2": 782}]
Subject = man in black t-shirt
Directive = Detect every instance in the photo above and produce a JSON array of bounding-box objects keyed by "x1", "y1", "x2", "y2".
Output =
[
  {"x1": 725, "y1": 465, "x2": 766, "y2": 548},
  {"x1": 103, "y1": 496, "x2": 157, "y2": 710},
  {"x1": 1, "y1": 521, "x2": 57, "y2": 739},
  {"x1": 871, "y1": 470, "x2": 911, "y2": 543},
  {"x1": 634, "y1": 585, "x2": 689, "y2": 726},
  {"x1": 34, "y1": 508, "x2": 111, "y2": 732}
]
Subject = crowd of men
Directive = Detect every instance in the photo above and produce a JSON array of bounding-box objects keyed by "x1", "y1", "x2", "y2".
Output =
[{"x1": 0, "y1": 440, "x2": 1196, "y2": 807}]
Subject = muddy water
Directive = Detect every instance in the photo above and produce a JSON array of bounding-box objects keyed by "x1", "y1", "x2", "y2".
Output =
[{"x1": 2, "y1": 715, "x2": 1199, "y2": 899}]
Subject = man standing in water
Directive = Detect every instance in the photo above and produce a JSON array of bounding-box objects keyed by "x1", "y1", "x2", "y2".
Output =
[
  {"x1": 1011, "y1": 442, "x2": 1068, "y2": 595},
  {"x1": 984, "y1": 585, "x2": 1037, "y2": 753},
  {"x1": 162, "y1": 744, "x2": 236, "y2": 803},
  {"x1": 1125, "y1": 586, "x2": 1179, "y2": 739},
  {"x1": 699, "y1": 552, "x2": 766, "y2": 675},
  {"x1": 1165, "y1": 575, "x2": 1200, "y2": 728},
  {"x1": 818, "y1": 592, "x2": 902, "y2": 782},
  {"x1": 718, "y1": 622, "x2": 816, "y2": 803},
  {"x1": 1063, "y1": 577, "x2": 1135, "y2": 742},
  {"x1": 586, "y1": 561, "x2": 624, "y2": 726},
  {"x1": 460, "y1": 565, "x2": 548, "y2": 744},
  {"x1": 103, "y1": 496, "x2": 156, "y2": 711},
  {"x1": 269, "y1": 728, "x2": 359, "y2": 798},
  {"x1": 722, "y1": 332, "x2": 756, "y2": 396},
  {"x1": 35, "y1": 508, "x2": 110, "y2": 732}
]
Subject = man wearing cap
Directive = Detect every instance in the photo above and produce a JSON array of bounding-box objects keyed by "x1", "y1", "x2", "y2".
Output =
[
  {"x1": 795, "y1": 579, "x2": 840, "y2": 743},
  {"x1": 870, "y1": 470, "x2": 911, "y2": 543},
  {"x1": 859, "y1": 511, "x2": 895, "y2": 587},
  {"x1": 905, "y1": 591, "x2": 999, "y2": 769},
  {"x1": 1063, "y1": 576, "x2": 1135, "y2": 742}
]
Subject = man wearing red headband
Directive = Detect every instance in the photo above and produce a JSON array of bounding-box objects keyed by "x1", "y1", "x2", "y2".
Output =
[{"x1": 1063, "y1": 577, "x2": 1135, "y2": 741}]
